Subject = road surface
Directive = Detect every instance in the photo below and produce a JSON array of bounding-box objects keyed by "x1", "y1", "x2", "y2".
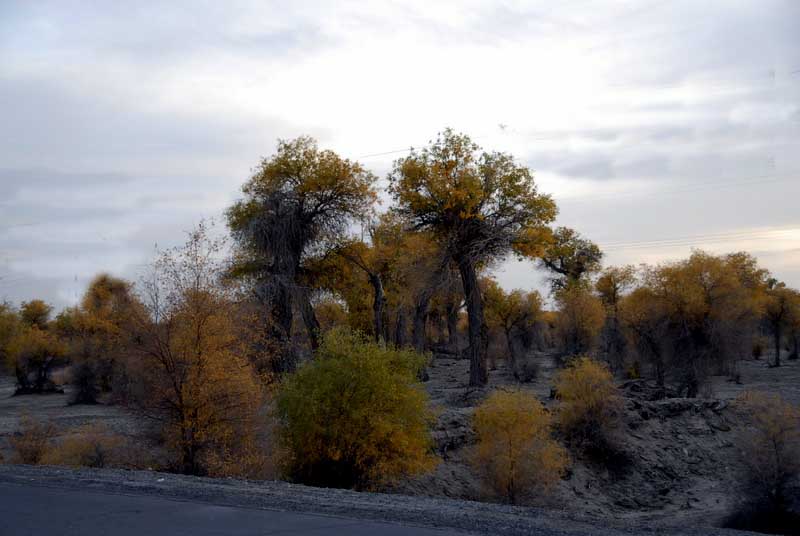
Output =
[{"x1": 0, "y1": 482, "x2": 467, "y2": 536}]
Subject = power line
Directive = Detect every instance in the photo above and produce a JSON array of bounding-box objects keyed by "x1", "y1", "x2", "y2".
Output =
[
  {"x1": 600, "y1": 226, "x2": 800, "y2": 252},
  {"x1": 556, "y1": 174, "x2": 790, "y2": 205}
]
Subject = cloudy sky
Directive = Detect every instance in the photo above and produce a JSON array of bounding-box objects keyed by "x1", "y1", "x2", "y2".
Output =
[{"x1": 1, "y1": 0, "x2": 799, "y2": 308}]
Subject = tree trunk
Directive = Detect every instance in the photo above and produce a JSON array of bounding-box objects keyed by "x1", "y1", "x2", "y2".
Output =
[
  {"x1": 298, "y1": 287, "x2": 320, "y2": 351},
  {"x1": 394, "y1": 309, "x2": 407, "y2": 348},
  {"x1": 458, "y1": 257, "x2": 488, "y2": 386},
  {"x1": 369, "y1": 273, "x2": 386, "y2": 344},
  {"x1": 446, "y1": 300, "x2": 459, "y2": 351},
  {"x1": 413, "y1": 291, "x2": 433, "y2": 353},
  {"x1": 265, "y1": 281, "x2": 296, "y2": 373},
  {"x1": 774, "y1": 325, "x2": 782, "y2": 367},
  {"x1": 505, "y1": 327, "x2": 519, "y2": 372}
]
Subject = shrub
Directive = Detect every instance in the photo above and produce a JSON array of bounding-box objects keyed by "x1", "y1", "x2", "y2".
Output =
[
  {"x1": 9, "y1": 415, "x2": 55, "y2": 464},
  {"x1": 472, "y1": 390, "x2": 568, "y2": 504},
  {"x1": 553, "y1": 357, "x2": 622, "y2": 454},
  {"x1": 277, "y1": 328, "x2": 437, "y2": 489},
  {"x1": 41, "y1": 424, "x2": 125, "y2": 468},
  {"x1": 125, "y1": 225, "x2": 271, "y2": 478},
  {"x1": 726, "y1": 391, "x2": 800, "y2": 534}
]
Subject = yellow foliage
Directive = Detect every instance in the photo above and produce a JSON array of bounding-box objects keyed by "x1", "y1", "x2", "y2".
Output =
[
  {"x1": 6, "y1": 325, "x2": 67, "y2": 393},
  {"x1": 128, "y1": 225, "x2": 270, "y2": 477},
  {"x1": 277, "y1": 329, "x2": 437, "y2": 489},
  {"x1": 735, "y1": 391, "x2": 800, "y2": 507},
  {"x1": 19, "y1": 299, "x2": 52, "y2": 329},
  {"x1": 9, "y1": 414, "x2": 55, "y2": 465},
  {"x1": 554, "y1": 357, "x2": 622, "y2": 448},
  {"x1": 41, "y1": 424, "x2": 125, "y2": 468},
  {"x1": 472, "y1": 390, "x2": 568, "y2": 504},
  {"x1": 554, "y1": 286, "x2": 605, "y2": 356}
]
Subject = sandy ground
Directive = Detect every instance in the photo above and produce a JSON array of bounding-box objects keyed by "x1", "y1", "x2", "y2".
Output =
[
  {"x1": 0, "y1": 376, "x2": 145, "y2": 462},
  {"x1": 0, "y1": 355, "x2": 797, "y2": 532}
]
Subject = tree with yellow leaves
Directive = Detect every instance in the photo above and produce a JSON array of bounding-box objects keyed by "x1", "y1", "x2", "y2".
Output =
[
  {"x1": 389, "y1": 130, "x2": 556, "y2": 386},
  {"x1": 483, "y1": 279, "x2": 543, "y2": 374},
  {"x1": 596, "y1": 265, "x2": 637, "y2": 372},
  {"x1": 227, "y1": 136, "x2": 377, "y2": 371},
  {"x1": 539, "y1": 227, "x2": 603, "y2": 292},
  {"x1": 472, "y1": 390, "x2": 568, "y2": 504},
  {"x1": 554, "y1": 285, "x2": 605, "y2": 357},
  {"x1": 277, "y1": 328, "x2": 437, "y2": 489},
  {"x1": 56, "y1": 274, "x2": 143, "y2": 404},
  {"x1": 127, "y1": 222, "x2": 269, "y2": 477},
  {"x1": 4, "y1": 299, "x2": 67, "y2": 394},
  {"x1": 731, "y1": 391, "x2": 800, "y2": 531},
  {"x1": 764, "y1": 282, "x2": 800, "y2": 368}
]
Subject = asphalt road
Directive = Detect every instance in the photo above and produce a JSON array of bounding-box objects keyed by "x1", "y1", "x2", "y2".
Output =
[{"x1": 0, "y1": 482, "x2": 468, "y2": 536}]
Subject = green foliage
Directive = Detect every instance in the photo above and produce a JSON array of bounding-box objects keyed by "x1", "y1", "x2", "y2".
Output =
[{"x1": 277, "y1": 329, "x2": 437, "y2": 489}]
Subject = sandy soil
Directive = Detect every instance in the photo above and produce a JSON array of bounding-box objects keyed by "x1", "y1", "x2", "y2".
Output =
[{"x1": 0, "y1": 355, "x2": 797, "y2": 532}]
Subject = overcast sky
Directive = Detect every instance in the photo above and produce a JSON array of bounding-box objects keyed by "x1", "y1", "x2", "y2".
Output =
[{"x1": 1, "y1": 0, "x2": 799, "y2": 309}]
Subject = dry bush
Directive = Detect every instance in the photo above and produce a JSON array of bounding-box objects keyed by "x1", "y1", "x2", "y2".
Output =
[
  {"x1": 472, "y1": 390, "x2": 568, "y2": 504},
  {"x1": 726, "y1": 391, "x2": 800, "y2": 534},
  {"x1": 125, "y1": 224, "x2": 273, "y2": 478},
  {"x1": 9, "y1": 414, "x2": 55, "y2": 464},
  {"x1": 41, "y1": 424, "x2": 125, "y2": 468},
  {"x1": 277, "y1": 329, "x2": 437, "y2": 490},
  {"x1": 553, "y1": 357, "x2": 622, "y2": 456}
]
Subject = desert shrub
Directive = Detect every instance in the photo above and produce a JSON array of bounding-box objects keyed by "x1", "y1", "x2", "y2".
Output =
[
  {"x1": 725, "y1": 391, "x2": 800, "y2": 534},
  {"x1": 277, "y1": 328, "x2": 437, "y2": 490},
  {"x1": 472, "y1": 390, "x2": 568, "y2": 504},
  {"x1": 553, "y1": 357, "x2": 622, "y2": 455},
  {"x1": 9, "y1": 415, "x2": 55, "y2": 464},
  {"x1": 125, "y1": 225, "x2": 271, "y2": 478},
  {"x1": 41, "y1": 424, "x2": 125, "y2": 468}
]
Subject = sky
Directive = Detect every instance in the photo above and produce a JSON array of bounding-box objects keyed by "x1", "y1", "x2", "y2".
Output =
[{"x1": 1, "y1": 0, "x2": 799, "y2": 309}]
